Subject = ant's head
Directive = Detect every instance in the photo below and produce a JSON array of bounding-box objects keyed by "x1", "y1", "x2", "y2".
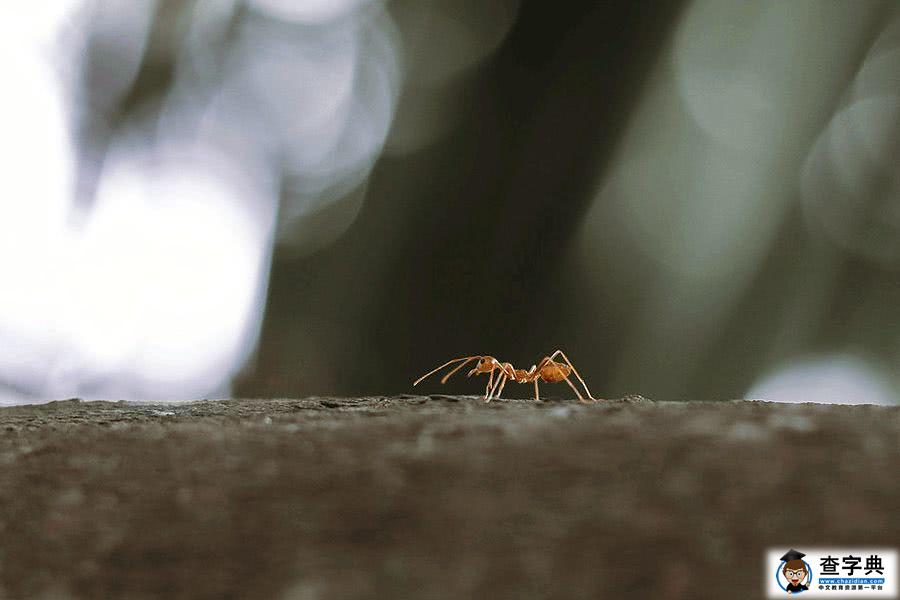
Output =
[{"x1": 475, "y1": 356, "x2": 496, "y2": 372}]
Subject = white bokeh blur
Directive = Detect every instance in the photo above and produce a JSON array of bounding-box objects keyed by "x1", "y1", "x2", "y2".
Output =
[
  {"x1": 0, "y1": 1, "x2": 402, "y2": 403},
  {"x1": 248, "y1": 0, "x2": 375, "y2": 25},
  {"x1": 747, "y1": 354, "x2": 897, "y2": 406}
]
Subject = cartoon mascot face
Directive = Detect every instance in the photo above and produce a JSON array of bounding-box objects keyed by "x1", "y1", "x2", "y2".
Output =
[
  {"x1": 780, "y1": 549, "x2": 809, "y2": 593},
  {"x1": 783, "y1": 560, "x2": 807, "y2": 587}
]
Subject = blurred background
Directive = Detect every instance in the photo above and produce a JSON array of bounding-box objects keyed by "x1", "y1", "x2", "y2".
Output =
[{"x1": 1, "y1": 0, "x2": 898, "y2": 405}]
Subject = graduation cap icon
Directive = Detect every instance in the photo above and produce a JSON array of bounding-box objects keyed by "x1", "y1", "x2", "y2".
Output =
[{"x1": 780, "y1": 549, "x2": 806, "y2": 562}]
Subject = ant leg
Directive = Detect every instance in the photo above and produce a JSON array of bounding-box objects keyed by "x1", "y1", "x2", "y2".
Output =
[
  {"x1": 533, "y1": 380, "x2": 540, "y2": 402},
  {"x1": 483, "y1": 369, "x2": 495, "y2": 402},
  {"x1": 485, "y1": 373, "x2": 498, "y2": 400},
  {"x1": 492, "y1": 373, "x2": 508, "y2": 400},
  {"x1": 546, "y1": 350, "x2": 600, "y2": 401},
  {"x1": 562, "y1": 375, "x2": 593, "y2": 404},
  {"x1": 413, "y1": 356, "x2": 480, "y2": 386}
]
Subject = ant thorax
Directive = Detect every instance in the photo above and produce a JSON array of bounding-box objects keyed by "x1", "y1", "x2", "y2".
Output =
[{"x1": 508, "y1": 369, "x2": 528, "y2": 382}]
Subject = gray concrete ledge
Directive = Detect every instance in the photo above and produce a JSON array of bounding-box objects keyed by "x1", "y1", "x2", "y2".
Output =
[{"x1": 1, "y1": 396, "x2": 897, "y2": 599}]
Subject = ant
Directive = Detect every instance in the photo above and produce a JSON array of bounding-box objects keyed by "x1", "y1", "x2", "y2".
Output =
[{"x1": 413, "y1": 349, "x2": 601, "y2": 403}]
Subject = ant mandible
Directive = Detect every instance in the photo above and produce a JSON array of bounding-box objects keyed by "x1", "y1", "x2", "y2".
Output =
[{"x1": 413, "y1": 349, "x2": 601, "y2": 404}]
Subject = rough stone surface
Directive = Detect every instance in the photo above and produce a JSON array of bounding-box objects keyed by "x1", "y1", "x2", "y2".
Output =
[{"x1": 0, "y1": 396, "x2": 898, "y2": 599}]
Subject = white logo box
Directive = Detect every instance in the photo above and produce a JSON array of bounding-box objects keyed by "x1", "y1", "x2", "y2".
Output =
[{"x1": 765, "y1": 548, "x2": 897, "y2": 598}]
